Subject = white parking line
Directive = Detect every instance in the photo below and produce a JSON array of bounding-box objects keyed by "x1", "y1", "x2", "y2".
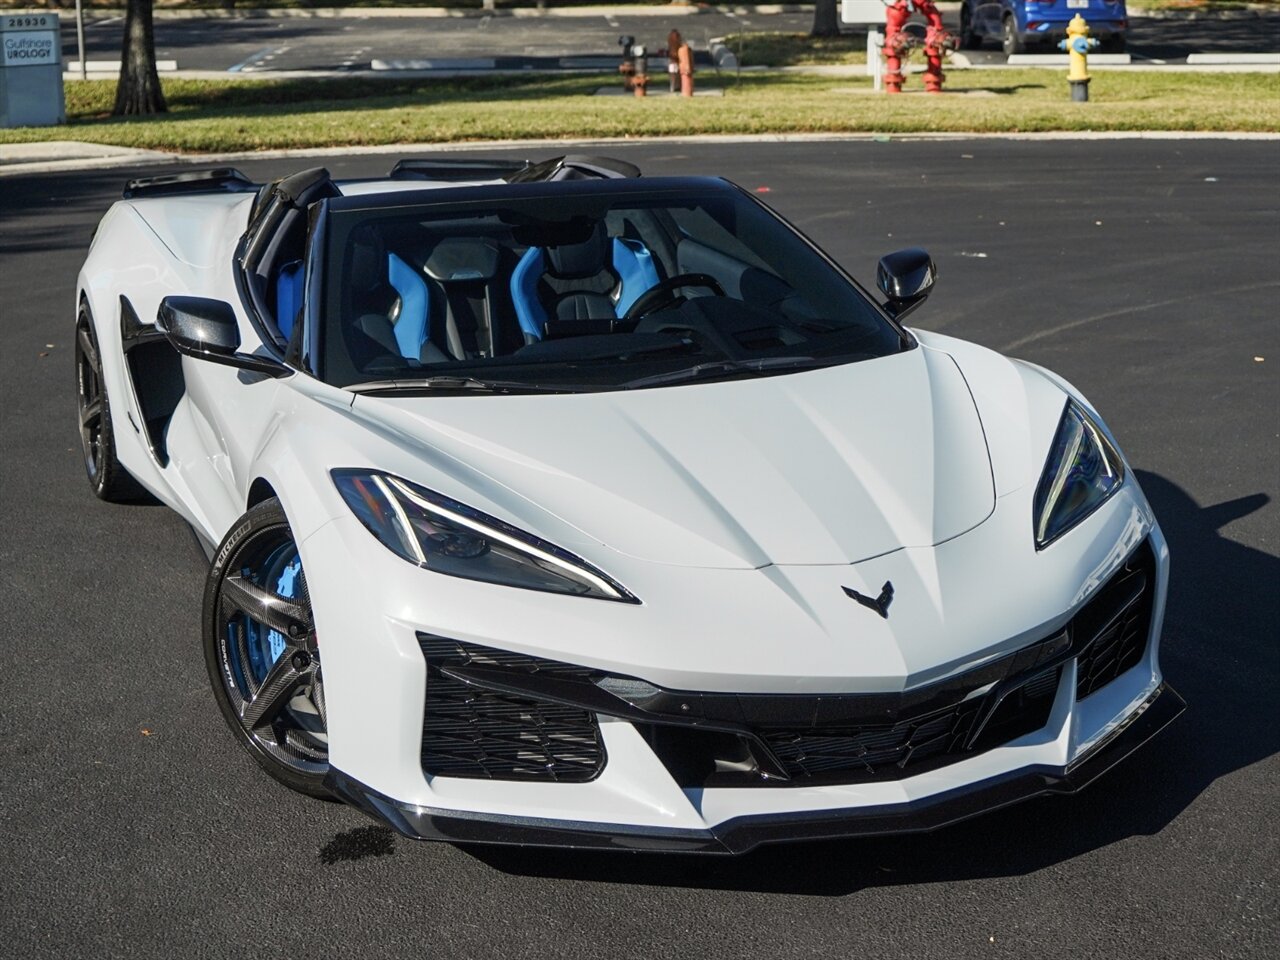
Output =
[
  {"x1": 228, "y1": 46, "x2": 276, "y2": 73},
  {"x1": 227, "y1": 44, "x2": 289, "y2": 74}
]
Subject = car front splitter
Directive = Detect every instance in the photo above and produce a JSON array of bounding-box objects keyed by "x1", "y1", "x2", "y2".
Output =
[{"x1": 325, "y1": 682, "x2": 1185, "y2": 856}]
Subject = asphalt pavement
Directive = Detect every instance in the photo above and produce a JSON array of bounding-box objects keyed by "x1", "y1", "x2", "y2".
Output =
[
  {"x1": 1, "y1": 138, "x2": 1277, "y2": 958},
  {"x1": 60, "y1": 8, "x2": 810, "y2": 73},
  {"x1": 57, "y1": 8, "x2": 1280, "y2": 73}
]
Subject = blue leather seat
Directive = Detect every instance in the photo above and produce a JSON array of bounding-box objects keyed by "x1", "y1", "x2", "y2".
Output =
[
  {"x1": 275, "y1": 260, "x2": 305, "y2": 340},
  {"x1": 386, "y1": 252, "x2": 431, "y2": 359},
  {"x1": 510, "y1": 226, "x2": 659, "y2": 343},
  {"x1": 343, "y1": 239, "x2": 447, "y2": 364}
]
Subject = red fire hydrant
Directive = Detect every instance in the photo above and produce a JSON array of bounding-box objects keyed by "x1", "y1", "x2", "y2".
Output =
[
  {"x1": 882, "y1": 0, "x2": 953, "y2": 94},
  {"x1": 618, "y1": 34, "x2": 636, "y2": 92},
  {"x1": 883, "y1": 1, "x2": 912, "y2": 95},
  {"x1": 919, "y1": 1, "x2": 948, "y2": 93},
  {"x1": 633, "y1": 44, "x2": 649, "y2": 98}
]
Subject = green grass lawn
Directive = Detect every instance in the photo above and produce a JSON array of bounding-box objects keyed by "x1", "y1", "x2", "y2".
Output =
[
  {"x1": 3, "y1": 71, "x2": 1276, "y2": 152},
  {"x1": 721, "y1": 32, "x2": 868, "y2": 67}
]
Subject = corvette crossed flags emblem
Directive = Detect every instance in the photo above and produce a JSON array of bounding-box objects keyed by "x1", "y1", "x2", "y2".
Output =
[{"x1": 842, "y1": 581, "x2": 895, "y2": 619}]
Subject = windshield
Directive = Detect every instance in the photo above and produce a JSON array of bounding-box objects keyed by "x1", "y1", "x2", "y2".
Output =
[{"x1": 316, "y1": 185, "x2": 908, "y2": 392}]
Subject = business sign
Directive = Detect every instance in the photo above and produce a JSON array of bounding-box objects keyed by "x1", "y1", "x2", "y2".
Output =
[
  {"x1": 842, "y1": 0, "x2": 889, "y2": 24},
  {"x1": 3, "y1": 29, "x2": 57, "y2": 68},
  {"x1": 1, "y1": 12, "x2": 65, "y2": 128}
]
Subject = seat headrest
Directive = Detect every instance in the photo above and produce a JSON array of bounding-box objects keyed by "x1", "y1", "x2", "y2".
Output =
[
  {"x1": 425, "y1": 237, "x2": 499, "y2": 282},
  {"x1": 545, "y1": 222, "x2": 609, "y2": 280},
  {"x1": 348, "y1": 229, "x2": 386, "y2": 292}
]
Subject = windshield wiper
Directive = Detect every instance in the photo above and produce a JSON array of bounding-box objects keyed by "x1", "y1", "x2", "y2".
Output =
[
  {"x1": 620, "y1": 356, "x2": 828, "y2": 390},
  {"x1": 348, "y1": 375, "x2": 585, "y2": 396}
]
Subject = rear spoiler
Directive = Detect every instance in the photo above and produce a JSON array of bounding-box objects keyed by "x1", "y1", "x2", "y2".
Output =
[
  {"x1": 122, "y1": 168, "x2": 258, "y2": 200},
  {"x1": 390, "y1": 158, "x2": 532, "y2": 182},
  {"x1": 388, "y1": 154, "x2": 641, "y2": 184},
  {"x1": 507, "y1": 155, "x2": 641, "y2": 182}
]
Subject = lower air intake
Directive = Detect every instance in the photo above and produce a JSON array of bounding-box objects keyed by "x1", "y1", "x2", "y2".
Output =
[
  {"x1": 1074, "y1": 540, "x2": 1156, "y2": 699},
  {"x1": 416, "y1": 635, "x2": 605, "y2": 782}
]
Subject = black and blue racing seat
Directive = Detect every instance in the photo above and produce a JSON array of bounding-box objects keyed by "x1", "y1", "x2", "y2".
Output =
[
  {"x1": 345, "y1": 231, "x2": 510, "y2": 366},
  {"x1": 509, "y1": 222, "x2": 660, "y2": 344}
]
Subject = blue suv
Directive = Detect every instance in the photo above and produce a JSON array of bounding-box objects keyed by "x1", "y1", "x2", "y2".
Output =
[{"x1": 959, "y1": 0, "x2": 1128, "y2": 55}]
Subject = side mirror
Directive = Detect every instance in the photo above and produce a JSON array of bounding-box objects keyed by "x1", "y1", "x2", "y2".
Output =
[
  {"x1": 876, "y1": 248, "x2": 936, "y2": 321},
  {"x1": 156, "y1": 297, "x2": 291, "y2": 378}
]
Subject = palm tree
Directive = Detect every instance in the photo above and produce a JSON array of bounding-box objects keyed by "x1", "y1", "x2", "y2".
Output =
[
  {"x1": 113, "y1": 0, "x2": 167, "y2": 116},
  {"x1": 811, "y1": 0, "x2": 842, "y2": 38}
]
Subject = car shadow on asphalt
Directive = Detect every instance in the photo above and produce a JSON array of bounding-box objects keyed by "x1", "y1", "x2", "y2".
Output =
[{"x1": 465, "y1": 470, "x2": 1278, "y2": 895}]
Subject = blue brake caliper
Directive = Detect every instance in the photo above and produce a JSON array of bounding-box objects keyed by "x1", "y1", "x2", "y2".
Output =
[{"x1": 265, "y1": 556, "x2": 302, "y2": 666}]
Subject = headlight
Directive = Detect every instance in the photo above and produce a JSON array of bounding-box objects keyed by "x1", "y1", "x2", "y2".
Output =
[
  {"x1": 1033, "y1": 401, "x2": 1125, "y2": 549},
  {"x1": 331, "y1": 470, "x2": 637, "y2": 602}
]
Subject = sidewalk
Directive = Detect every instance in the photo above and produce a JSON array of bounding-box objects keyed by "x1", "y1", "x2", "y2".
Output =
[{"x1": 6, "y1": 128, "x2": 1279, "y2": 178}]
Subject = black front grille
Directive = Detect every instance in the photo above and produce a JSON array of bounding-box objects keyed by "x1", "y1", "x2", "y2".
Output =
[
  {"x1": 648, "y1": 664, "x2": 1062, "y2": 787},
  {"x1": 413, "y1": 539, "x2": 1154, "y2": 788},
  {"x1": 1074, "y1": 540, "x2": 1155, "y2": 699},
  {"x1": 761, "y1": 698, "x2": 985, "y2": 780},
  {"x1": 417, "y1": 636, "x2": 605, "y2": 783}
]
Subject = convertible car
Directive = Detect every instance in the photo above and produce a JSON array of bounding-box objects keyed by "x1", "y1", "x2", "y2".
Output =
[{"x1": 75, "y1": 156, "x2": 1182, "y2": 853}]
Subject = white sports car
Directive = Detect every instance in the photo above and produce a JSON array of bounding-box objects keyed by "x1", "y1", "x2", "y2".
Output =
[{"x1": 75, "y1": 156, "x2": 1182, "y2": 853}]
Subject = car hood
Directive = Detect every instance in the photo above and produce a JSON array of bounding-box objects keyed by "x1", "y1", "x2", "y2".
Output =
[{"x1": 351, "y1": 345, "x2": 995, "y2": 569}]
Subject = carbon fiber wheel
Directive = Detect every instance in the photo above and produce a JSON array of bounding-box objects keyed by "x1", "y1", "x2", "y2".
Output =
[
  {"x1": 204, "y1": 498, "x2": 330, "y2": 798},
  {"x1": 75, "y1": 306, "x2": 141, "y2": 501}
]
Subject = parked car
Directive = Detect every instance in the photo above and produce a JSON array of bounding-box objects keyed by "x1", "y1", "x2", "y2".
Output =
[
  {"x1": 73, "y1": 155, "x2": 1180, "y2": 852},
  {"x1": 960, "y1": 0, "x2": 1128, "y2": 55}
]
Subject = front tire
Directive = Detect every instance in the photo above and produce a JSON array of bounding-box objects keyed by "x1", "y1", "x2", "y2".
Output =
[
  {"x1": 75, "y1": 306, "x2": 143, "y2": 502},
  {"x1": 204, "y1": 498, "x2": 331, "y2": 798}
]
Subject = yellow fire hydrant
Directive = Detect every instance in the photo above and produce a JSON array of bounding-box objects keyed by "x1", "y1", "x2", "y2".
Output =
[{"x1": 1058, "y1": 14, "x2": 1099, "y2": 102}]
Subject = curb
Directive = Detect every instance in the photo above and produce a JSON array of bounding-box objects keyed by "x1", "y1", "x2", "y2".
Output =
[
  {"x1": 57, "y1": 60, "x2": 1280, "y2": 80},
  {"x1": 4, "y1": 130, "x2": 1280, "y2": 177}
]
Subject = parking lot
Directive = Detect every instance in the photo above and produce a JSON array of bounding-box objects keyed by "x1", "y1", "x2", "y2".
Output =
[
  {"x1": 58, "y1": 7, "x2": 1280, "y2": 73},
  {"x1": 1, "y1": 138, "x2": 1276, "y2": 958}
]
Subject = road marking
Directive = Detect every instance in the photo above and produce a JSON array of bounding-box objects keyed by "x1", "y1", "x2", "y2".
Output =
[
  {"x1": 90, "y1": 16, "x2": 123, "y2": 28},
  {"x1": 1001, "y1": 280, "x2": 1280, "y2": 351},
  {"x1": 228, "y1": 44, "x2": 290, "y2": 74},
  {"x1": 227, "y1": 45, "x2": 278, "y2": 74},
  {"x1": 372, "y1": 58, "x2": 498, "y2": 71}
]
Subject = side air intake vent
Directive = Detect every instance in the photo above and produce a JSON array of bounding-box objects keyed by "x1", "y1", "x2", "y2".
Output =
[
  {"x1": 416, "y1": 635, "x2": 605, "y2": 783},
  {"x1": 1074, "y1": 540, "x2": 1156, "y2": 699}
]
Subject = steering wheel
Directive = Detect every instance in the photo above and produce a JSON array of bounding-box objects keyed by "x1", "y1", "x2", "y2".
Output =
[{"x1": 622, "y1": 273, "x2": 726, "y2": 321}]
